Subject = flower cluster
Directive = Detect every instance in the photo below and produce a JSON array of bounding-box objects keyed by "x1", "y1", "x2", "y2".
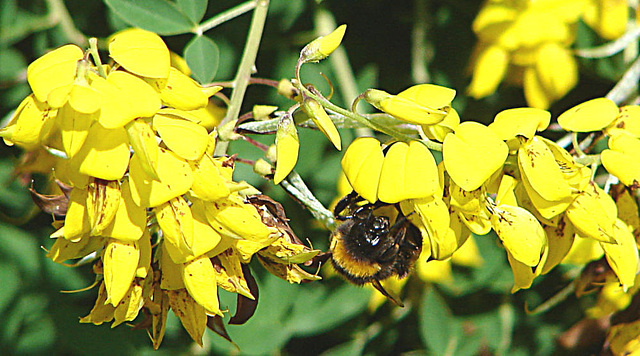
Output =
[
  {"x1": 341, "y1": 83, "x2": 639, "y2": 295},
  {"x1": 468, "y1": 0, "x2": 629, "y2": 108},
  {"x1": 2, "y1": 28, "x2": 318, "y2": 348}
]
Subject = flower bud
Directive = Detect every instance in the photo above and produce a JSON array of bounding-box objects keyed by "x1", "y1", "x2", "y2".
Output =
[
  {"x1": 301, "y1": 98, "x2": 341, "y2": 150},
  {"x1": 273, "y1": 115, "x2": 299, "y2": 184},
  {"x1": 299, "y1": 25, "x2": 347, "y2": 64}
]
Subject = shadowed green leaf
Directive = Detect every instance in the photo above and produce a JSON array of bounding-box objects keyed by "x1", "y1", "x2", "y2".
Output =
[
  {"x1": 104, "y1": 0, "x2": 195, "y2": 35},
  {"x1": 176, "y1": 0, "x2": 208, "y2": 23},
  {"x1": 420, "y1": 287, "x2": 462, "y2": 355},
  {"x1": 184, "y1": 34, "x2": 219, "y2": 83}
]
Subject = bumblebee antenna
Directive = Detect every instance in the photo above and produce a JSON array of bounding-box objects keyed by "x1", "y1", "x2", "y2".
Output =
[{"x1": 371, "y1": 279, "x2": 404, "y2": 307}]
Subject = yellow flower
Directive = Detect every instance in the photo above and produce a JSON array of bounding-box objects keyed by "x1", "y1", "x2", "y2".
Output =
[
  {"x1": 442, "y1": 121, "x2": 508, "y2": 192},
  {"x1": 16, "y1": 31, "x2": 320, "y2": 349},
  {"x1": 364, "y1": 84, "x2": 455, "y2": 125},
  {"x1": 583, "y1": 0, "x2": 629, "y2": 40},
  {"x1": 468, "y1": 0, "x2": 588, "y2": 108}
]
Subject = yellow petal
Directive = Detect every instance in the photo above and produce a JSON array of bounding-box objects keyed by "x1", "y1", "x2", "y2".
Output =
[
  {"x1": 273, "y1": 116, "x2": 299, "y2": 184},
  {"x1": 103, "y1": 238, "x2": 140, "y2": 306},
  {"x1": 541, "y1": 215, "x2": 575, "y2": 274},
  {"x1": 562, "y1": 234, "x2": 604, "y2": 265},
  {"x1": 63, "y1": 188, "x2": 90, "y2": 241},
  {"x1": 601, "y1": 134, "x2": 640, "y2": 186},
  {"x1": 421, "y1": 108, "x2": 460, "y2": 142},
  {"x1": 489, "y1": 107, "x2": 551, "y2": 141},
  {"x1": 443, "y1": 121, "x2": 508, "y2": 191},
  {"x1": 136, "y1": 231, "x2": 151, "y2": 278},
  {"x1": 101, "y1": 71, "x2": 161, "y2": 127},
  {"x1": 397, "y1": 84, "x2": 456, "y2": 111},
  {"x1": 154, "y1": 197, "x2": 195, "y2": 264},
  {"x1": 566, "y1": 182, "x2": 618, "y2": 243},
  {"x1": 299, "y1": 24, "x2": 347, "y2": 63},
  {"x1": 491, "y1": 205, "x2": 547, "y2": 267},
  {"x1": 214, "y1": 249, "x2": 253, "y2": 298},
  {"x1": 607, "y1": 105, "x2": 640, "y2": 137},
  {"x1": 302, "y1": 98, "x2": 341, "y2": 150},
  {"x1": 68, "y1": 84, "x2": 102, "y2": 114},
  {"x1": 495, "y1": 174, "x2": 518, "y2": 206},
  {"x1": 156, "y1": 67, "x2": 209, "y2": 110},
  {"x1": 159, "y1": 243, "x2": 185, "y2": 290},
  {"x1": 182, "y1": 255, "x2": 223, "y2": 315},
  {"x1": 189, "y1": 199, "x2": 222, "y2": 258},
  {"x1": 69, "y1": 123, "x2": 130, "y2": 180},
  {"x1": 0, "y1": 94, "x2": 57, "y2": 150},
  {"x1": 58, "y1": 103, "x2": 94, "y2": 159},
  {"x1": 535, "y1": 43, "x2": 577, "y2": 100},
  {"x1": 46, "y1": 233, "x2": 104, "y2": 263},
  {"x1": 189, "y1": 154, "x2": 231, "y2": 201},
  {"x1": 467, "y1": 45, "x2": 509, "y2": 99},
  {"x1": 378, "y1": 94, "x2": 448, "y2": 125},
  {"x1": 166, "y1": 289, "x2": 207, "y2": 345},
  {"x1": 582, "y1": 0, "x2": 628, "y2": 40},
  {"x1": 113, "y1": 282, "x2": 143, "y2": 327},
  {"x1": 125, "y1": 118, "x2": 159, "y2": 180},
  {"x1": 86, "y1": 179, "x2": 122, "y2": 236},
  {"x1": 129, "y1": 147, "x2": 194, "y2": 207},
  {"x1": 108, "y1": 28, "x2": 170, "y2": 79},
  {"x1": 204, "y1": 197, "x2": 276, "y2": 242},
  {"x1": 472, "y1": 4, "x2": 516, "y2": 43},
  {"x1": 79, "y1": 282, "x2": 115, "y2": 325},
  {"x1": 402, "y1": 197, "x2": 459, "y2": 260},
  {"x1": 341, "y1": 137, "x2": 384, "y2": 203},
  {"x1": 153, "y1": 112, "x2": 209, "y2": 160},
  {"x1": 557, "y1": 97, "x2": 619, "y2": 132},
  {"x1": 518, "y1": 136, "x2": 572, "y2": 201},
  {"x1": 523, "y1": 66, "x2": 552, "y2": 109},
  {"x1": 27, "y1": 44, "x2": 83, "y2": 102},
  {"x1": 102, "y1": 179, "x2": 147, "y2": 241},
  {"x1": 601, "y1": 219, "x2": 640, "y2": 291},
  {"x1": 377, "y1": 141, "x2": 439, "y2": 203}
]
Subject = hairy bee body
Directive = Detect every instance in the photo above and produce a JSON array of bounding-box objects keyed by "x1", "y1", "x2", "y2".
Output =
[{"x1": 329, "y1": 192, "x2": 422, "y2": 305}]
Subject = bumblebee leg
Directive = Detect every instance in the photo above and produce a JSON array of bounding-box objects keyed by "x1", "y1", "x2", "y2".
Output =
[
  {"x1": 334, "y1": 190, "x2": 361, "y2": 216},
  {"x1": 371, "y1": 279, "x2": 404, "y2": 307}
]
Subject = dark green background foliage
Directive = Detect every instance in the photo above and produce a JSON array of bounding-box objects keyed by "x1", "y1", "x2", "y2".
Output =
[{"x1": 0, "y1": 0, "x2": 625, "y2": 355}]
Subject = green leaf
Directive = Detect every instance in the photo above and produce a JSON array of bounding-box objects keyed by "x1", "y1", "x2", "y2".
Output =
[
  {"x1": 0, "y1": 222, "x2": 41, "y2": 278},
  {"x1": 286, "y1": 282, "x2": 370, "y2": 336},
  {"x1": 103, "y1": 0, "x2": 195, "y2": 35},
  {"x1": 0, "y1": 262, "x2": 21, "y2": 315},
  {"x1": 184, "y1": 34, "x2": 219, "y2": 83},
  {"x1": 176, "y1": 0, "x2": 208, "y2": 23},
  {"x1": 269, "y1": 0, "x2": 306, "y2": 31},
  {"x1": 419, "y1": 287, "x2": 462, "y2": 355},
  {"x1": 0, "y1": 47, "x2": 26, "y2": 81},
  {"x1": 0, "y1": 0, "x2": 17, "y2": 30}
]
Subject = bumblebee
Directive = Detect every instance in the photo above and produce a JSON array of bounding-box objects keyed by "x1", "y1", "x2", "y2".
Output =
[{"x1": 329, "y1": 191, "x2": 423, "y2": 306}]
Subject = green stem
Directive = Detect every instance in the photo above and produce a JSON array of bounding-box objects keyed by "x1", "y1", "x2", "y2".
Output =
[
  {"x1": 195, "y1": 1, "x2": 257, "y2": 35},
  {"x1": 302, "y1": 85, "x2": 416, "y2": 141},
  {"x1": 411, "y1": 0, "x2": 431, "y2": 83},
  {"x1": 88, "y1": 38, "x2": 107, "y2": 78},
  {"x1": 214, "y1": 0, "x2": 269, "y2": 156},
  {"x1": 313, "y1": 7, "x2": 372, "y2": 137},
  {"x1": 45, "y1": 0, "x2": 87, "y2": 46},
  {"x1": 571, "y1": 132, "x2": 586, "y2": 157},
  {"x1": 280, "y1": 171, "x2": 336, "y2": 229}
]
